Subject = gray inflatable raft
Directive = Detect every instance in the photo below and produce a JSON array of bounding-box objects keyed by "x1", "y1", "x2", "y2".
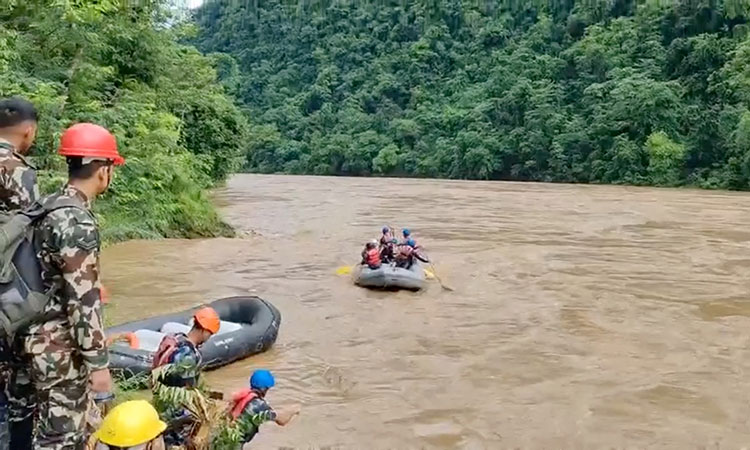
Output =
[
  {"x1": 107, "y1": 296, "x2": 280, "y2": 377},
  {"x1": 354, "y1": 262, "x2": 425, "y2": 291}
]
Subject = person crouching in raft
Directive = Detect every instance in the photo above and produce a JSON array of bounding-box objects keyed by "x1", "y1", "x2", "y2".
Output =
[
  {"x1": 361, "y1": 239, "x2": 382, "y2": 270},
  {"x1": 229, "y1": 370, "x2": 300, "y2": 445},
  {"x1": 395, "y1": 238, "x2": 429, "y2": 269},
  {"x1": 89, "y1": 400, "x2": 167, "y2": 450},
  {"x1": 401, "y1": 228, "x2": 412, "y2": 244},
  {"x1": 151, "y1": 306, "x2": 220, "y2": 447},
  {"x1": 379, "y1": 226, "x2": 396, "y2": 263}
]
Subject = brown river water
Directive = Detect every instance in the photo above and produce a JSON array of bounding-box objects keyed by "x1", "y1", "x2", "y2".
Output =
[{"x1": 102, "y1": 174, "x2": 750, "y2": 449}]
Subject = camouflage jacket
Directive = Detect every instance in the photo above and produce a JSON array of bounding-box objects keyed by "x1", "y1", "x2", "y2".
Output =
[
  {"x1": 0, "y1": 139, "x2": 38, "y2": 217},
  {"x1": 238, "y1": 395, "x2": 277, "y2": 442},
  {"x1": 25, "y1": 185, "x2": 108, "y2": 371}
]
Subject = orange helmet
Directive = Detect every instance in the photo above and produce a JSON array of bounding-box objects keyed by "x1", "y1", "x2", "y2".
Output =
[
  {"x1": 193, "y1": 307, "x2": 220, "y2": 334},
  {"x1": 58, "y1": 123, "x2": 125, "y2": 165}
]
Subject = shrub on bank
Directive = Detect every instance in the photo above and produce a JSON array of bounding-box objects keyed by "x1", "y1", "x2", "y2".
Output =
[{"x1": 0, "y1": 0, "x2": 248, "y2": 241}]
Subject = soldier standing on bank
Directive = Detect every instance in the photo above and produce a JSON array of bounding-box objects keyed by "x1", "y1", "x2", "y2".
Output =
[
  {"x1": 0, "y1": 97, "x2": 39, "y2": 450},
  {"x1": 9, "y1": 123, "x2": 124, "y2": 450},
  {"x1": 0, "y1": 97, "x2": 40, "y2": 217}
]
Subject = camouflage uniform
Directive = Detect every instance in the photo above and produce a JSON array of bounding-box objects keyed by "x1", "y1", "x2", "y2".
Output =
[
  {"x1": 0, "y1": 139, "x2": 39, "y2": 218},
  {"x1": 9, "y1": 184, "x2": 107, "y2": 450},
  {"x1": 152, "y1": 334, "x2": 202, "y2": 446},
  {"x1": 237, "y1": 395, "x2": 277, "y2": 444},
  {"x1": 0, "y1": 138, "x2": 38, "y2": 450}
]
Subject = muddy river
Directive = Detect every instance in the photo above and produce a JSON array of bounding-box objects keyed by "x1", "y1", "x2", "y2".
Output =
[{"x1": 103, "y1": 174, "x2": 750, "y2": 448}]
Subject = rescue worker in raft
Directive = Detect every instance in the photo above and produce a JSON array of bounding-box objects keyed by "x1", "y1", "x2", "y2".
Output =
[
  {"x1": 401, "y1": 228, "x2": 417, "y2": 245},
  {"x1": 91, "y1": 400, "x2": 167, "y2": 450},
  {"x1": 151, "y1": 306, "x2": 221, "y2": 446},
  {"x1": 379, "y1": 226, "x2": 397, "y2": 263},
  {"x1": 229, "y1": 369, "x2": 300, "y2": 445},
  {"x1": 394, "y1": 238, "x2": 429, "y2": 269},
  {"x1": 361, "y1": 239, "x2": 382, "y2": 270}
]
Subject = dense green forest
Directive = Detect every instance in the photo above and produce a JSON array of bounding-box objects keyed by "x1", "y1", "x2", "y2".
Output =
[
  {"x1": 4, "y1": 0, "x2": 750, "y2": 245},
  {"x1": 195, "y1": 0, "x2": 750, "y2": 189},
  {"x1": 0, "y1": 0, "x2": 249, "y2": 240}
]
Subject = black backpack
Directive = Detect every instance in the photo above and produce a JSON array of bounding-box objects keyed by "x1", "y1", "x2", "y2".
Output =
[{"x1": 0, "y1": 198, "x2": 87, "y2": 338}]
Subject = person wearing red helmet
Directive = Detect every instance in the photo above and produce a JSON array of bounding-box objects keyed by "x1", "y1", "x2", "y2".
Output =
[
  {"x1": 151, "y1": 306, "x2": 220, "y2": 446},
  {"x1": 7, "y1": 123, "x2": 124, "y2": 450}
]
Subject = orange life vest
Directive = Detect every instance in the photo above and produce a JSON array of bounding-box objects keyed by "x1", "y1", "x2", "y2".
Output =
[
  {"x1": 366, "y1": 247, "x2": 381, "y2": 266},
  {"x1": 230, "y1": 388, "x2": 259, "y2": 419}
]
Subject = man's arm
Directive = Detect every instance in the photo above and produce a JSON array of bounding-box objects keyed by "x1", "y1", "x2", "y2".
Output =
[{"x1": 5, "y1": 165, "x2": 38, "y2": 210}]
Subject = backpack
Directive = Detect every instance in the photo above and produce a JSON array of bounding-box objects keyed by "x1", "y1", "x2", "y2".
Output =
[{"x1": 0, "y1": 197, "x2": 88, "y2": 338}]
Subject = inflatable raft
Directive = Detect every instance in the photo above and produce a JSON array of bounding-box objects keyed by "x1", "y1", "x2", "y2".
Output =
[
  {"x1": 354, "y1": 262, "x2": 426, "y2": 291},
  {"x1": 107, "y1": 296, "x2": 280, "y2": 377}
]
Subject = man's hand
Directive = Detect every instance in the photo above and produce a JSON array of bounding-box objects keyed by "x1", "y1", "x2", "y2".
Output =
[
  {"x1": 90, "y1": 368, "x2": 112, "y2": 393},
  {"x1": 276, "y1": 404, "x2": 302, "y2": 426}
]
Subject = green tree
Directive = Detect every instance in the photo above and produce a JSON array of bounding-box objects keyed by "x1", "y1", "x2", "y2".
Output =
[
  {"x1": 1, "y1": 0, "x2": 249, "y2": 240},
  {"x1": 646, "y1": 131, "x2": 686, "y2": 186},
  {"x1": 193, "y1": 0, "x2": 750, "y2": 190}
]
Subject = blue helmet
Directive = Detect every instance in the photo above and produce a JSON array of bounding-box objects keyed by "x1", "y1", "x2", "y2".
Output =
[
  {"x1": 407, "y1": 238, "x2": 416, "y2": 247},
  {"x1": 402, "y1": 228, "x2": 411, "y2": 237},
  {"x1": 382, "y1": 226, "x2": 390, "y2": 233},
  {"x1": 250, "y1": 369, "x2": 275, "y2": 390}
]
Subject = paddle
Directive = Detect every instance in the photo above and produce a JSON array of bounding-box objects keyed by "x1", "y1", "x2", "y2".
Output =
[
  {"x1": 336, "y1": 265, "x2": 353, "y2": 275},
  {"x1": 429, "y1": 262, "x2": 454, "y2": 292}
]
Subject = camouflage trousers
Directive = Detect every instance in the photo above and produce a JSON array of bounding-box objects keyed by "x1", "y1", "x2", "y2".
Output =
[{"x1": 9, "y1": 326, "x2": 90, "y2": 450}]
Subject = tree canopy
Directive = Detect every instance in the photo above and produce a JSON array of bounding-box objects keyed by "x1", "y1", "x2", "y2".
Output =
[
  {"x1": 1, "y1": 0, "x2": 249, "y2": 240},
  {"x1": 195, "y1": 0, "x2": 750, "y2": 189}
]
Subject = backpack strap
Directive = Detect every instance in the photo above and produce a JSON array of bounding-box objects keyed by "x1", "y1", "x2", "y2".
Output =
[
  {"x1": 38, "y1": 196, "x2": 90, "y2": 219},
  {"x1": 14, "y1": 196, "x2": 89, "y2": 224}
]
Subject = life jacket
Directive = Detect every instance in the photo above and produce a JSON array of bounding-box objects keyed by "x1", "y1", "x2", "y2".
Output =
[
  {"x1": 397, "y1": 244, "x2": 413, "y2": 258},
  {"x1": 365, "y1": 247, "x2": 381, "y2": 266},
  {"x1": 230, "y1": 388, "x2": 259, "y2": 420},
  {"x1": 152, "y1": 333, "x2": 189, "y2": 369},
  {"x1": 380, "y1": 232, "x2": 393, "y2": 246}
]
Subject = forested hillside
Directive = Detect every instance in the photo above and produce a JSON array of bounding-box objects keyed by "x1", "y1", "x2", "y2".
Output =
[
  {"x1": 1, "y1": 0, "x2": 249, "y2": 240},
  {"x1": 195, "y1": 0, "x2": 750, "y2": 189}
]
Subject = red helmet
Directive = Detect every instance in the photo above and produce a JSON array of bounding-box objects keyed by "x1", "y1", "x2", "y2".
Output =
[{"x1": 58, "y1": 123, "x2": 125, "y2": 165}]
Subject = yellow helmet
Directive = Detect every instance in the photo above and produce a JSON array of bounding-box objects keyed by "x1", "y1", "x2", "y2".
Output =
[{"x1": 95, "y1": 400, "x2": 166, "y2": 447}]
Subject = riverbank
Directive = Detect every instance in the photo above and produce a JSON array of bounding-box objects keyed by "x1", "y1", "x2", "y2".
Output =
[
  {"x1": 37, "y1": 170, "x2": 235, "y2": 244},
  {"x1": 96, "y1": 187, "x2": 235, "y2": 243},
  {"x1": 4, "y1": 1, "x2": 249, "y2": 245}
]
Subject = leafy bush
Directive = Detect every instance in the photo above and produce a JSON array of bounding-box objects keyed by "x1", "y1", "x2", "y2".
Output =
[{"x1": 1, "y1": 0, "x2": 248, "y2": 241}]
